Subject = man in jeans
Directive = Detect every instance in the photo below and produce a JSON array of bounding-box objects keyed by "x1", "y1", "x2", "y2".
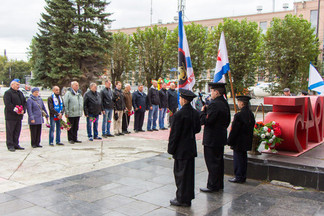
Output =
[
  {"x1": 101, "y1": 80, "x2": 114, "y2": 137},
  {"x1": 147, "y1": 80, "x2": 160, "y2": 131},
  {"x1": 159, "y1": 82, "x2": 168, "y2": 130},
  {"x1": 48, "y1": 86, "x2": 65, "y2": 146},
  {"x1": 84, "y1": 83, "x2": 102, "y2": 141}
]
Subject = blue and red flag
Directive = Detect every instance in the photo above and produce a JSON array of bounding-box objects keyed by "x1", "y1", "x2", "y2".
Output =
[{"x1": 178, "y1": 11, "x2": 195, "y2": 90}]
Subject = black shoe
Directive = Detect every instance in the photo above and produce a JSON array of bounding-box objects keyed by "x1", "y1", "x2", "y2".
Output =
[
  {"x1": 102, "y1": 135, "x2": 108, "y2": 138},
  {"x1": 170, "y1": 198, "x2": 191, "y2": 207},
  {"x1": 138, "y1": 129, "x2": 145, "y2": 132},
  {"x1": 115, "y1": 133, "x2": 120, "y2": 136},
  {"x1": 32, "y1": 145, "x2": 37, "y2": 148},
  {"x1": 49, "y1": 143, "x2": 54, "y2": 146},
  {"x1": 75, "y1": 140, "x2": 82, "y2": 143},
  {"x1": 134, "y1": 130, "x2": 139, "y2": 133},
  {"x1": 122, "y1": 131, "x2": 128, "y2": 134},
  {"x1": 228, "y1": 178, "x2": 245, "y2": 183},
  {"x1": 147, "y1": 129, "x2": 153, "y2": 132},
  {"x1": 36, "y1": 145, "x2": 43, "y2": 148},
  {"x1": 8, "y1": 148, "x2": 16, "y2": 152},
  {"x1": 153, "y1": 129, "x2": 159, "y2": 131},
  {"x1": 56, "y1": 143, "x2": 64, "y2": 146},
  {"x1": 161, "y1": 128, "x2": 168, "y2": 130},
  {"x1": 69, "y1": 140, "x2": 75, "y2": 144},
  {"x1": 94, "y1": 137, "x2": 102, "y2": 140},
  {"x1": 14, "y1": 146, "x2": 24, "y2": 150},
  {"x1": 200, "y1": 187, "x2": 219, "y2": 193},
  {"x1": 119, "y1": 133, "x2": 125, "y2": 136},
  {"x1": 107, "y1": 134, "x2": 114, "y2": 137}
]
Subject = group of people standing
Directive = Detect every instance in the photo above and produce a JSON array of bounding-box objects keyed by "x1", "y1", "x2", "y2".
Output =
[
  {"x1": 3, "y1": 79, "x2": 179, "y2": 151},
  {"x1": 168, "y1": 82, "x2": 255, "y2": 207}
]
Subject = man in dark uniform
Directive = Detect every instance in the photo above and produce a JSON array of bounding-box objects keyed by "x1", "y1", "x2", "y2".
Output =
[
  {"x1": 200, "y1": 83, "x2": 230, "y2": 192},
  {"x1": 168, "y1": 89, "x2": 201, "y2": 207},
  {"x1": 132, "y1": 84, "x2": 147, "y2": 132},
  {"x1": 227, "y1": 95, "x2": 255, "y2": 183}
]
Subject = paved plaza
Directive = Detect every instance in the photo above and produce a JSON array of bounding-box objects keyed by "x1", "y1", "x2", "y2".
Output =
[{"x1": 0, "y1": 100, "x2": 323, "y2": 215}]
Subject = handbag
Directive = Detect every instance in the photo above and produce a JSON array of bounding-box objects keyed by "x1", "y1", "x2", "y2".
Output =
[{"x1": 33, "y1": 98, "x2": 48, "y2": 118}]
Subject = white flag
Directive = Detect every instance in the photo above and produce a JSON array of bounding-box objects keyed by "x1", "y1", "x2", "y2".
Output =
[
  {"x1": 214, "y1": 31, "x2": 230, "y2": 83},
  {"x1": 308, "y1": 63, "x2": 324, "y2": 95}
]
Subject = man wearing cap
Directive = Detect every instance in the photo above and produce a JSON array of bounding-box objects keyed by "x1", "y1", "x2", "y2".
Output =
[
  {"x1": 3, "y1": 80, "x2": 26, "y2": 151},
  {"x1": 200, "y1": 83, "x2": 230, "y2": 193},
  {"x1": 227, "y1": 95, "x2": 255, "y2": 183},
  {"x1": 283, "y1": 88, "x2": 295, "y2": 96},
  {"x1": 168, "y1": 89, "x2": 201, "y2": 207}
]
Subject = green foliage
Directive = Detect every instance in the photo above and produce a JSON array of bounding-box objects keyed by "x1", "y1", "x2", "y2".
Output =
[
  {"x1": 0, "y1": 55, "x2": 31, "y2": 86},
  {"x1": 206, "y1": 19, "x2": 262, "y2": 94},
  {"x1": 131, "y1": 25, "x2": 168, "y2": 90},
  {"x1": 263, "y1": 14, "x2": 320, "y2": 93}
]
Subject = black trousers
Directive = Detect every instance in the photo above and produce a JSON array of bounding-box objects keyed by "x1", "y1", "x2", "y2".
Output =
[
  {"x1": 122, "y1": 112, "x2": 130, "y2": 132},
  {"x1": 6, "y1": 120, "x2": 22, "y2": 149},
  {"x1": 233, "y1": 150, "x2": 247, "y2": 181},
  {"x1": 203, "y1": 146, "x2": 224, "y2": 190},
  {"x1": 168, "y1": 108, "x2": 178, "y2": 127},
  {"x1": 174, "y1": 158, "x2": 195, "y2": 203},
  {"x1": 67, "y1": 117, "x2": 80, "y2": 141},
  {"x1": 30, "y1": 124, "x2": 42, "y2": 147},
  {"x1": 134, "y1": 111, "x2": 145, "y2": 131}
]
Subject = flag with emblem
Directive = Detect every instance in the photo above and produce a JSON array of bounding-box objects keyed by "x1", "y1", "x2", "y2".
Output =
[
  {"x1": 214, "y1": 31, "x2": 230, "y2": 83},
  {"x1": 178, "y1": 10, "x2": 195, "y2": 90}
]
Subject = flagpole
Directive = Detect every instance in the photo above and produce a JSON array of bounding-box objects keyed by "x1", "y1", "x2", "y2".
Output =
[{"x1": 227, "y1": 70, "x2": 237, "y2": 113}]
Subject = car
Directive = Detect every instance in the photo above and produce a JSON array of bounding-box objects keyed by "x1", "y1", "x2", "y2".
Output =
[
  {"x1": 19, "y1": 88, "x2": 31, "y2": 98},
  {"x1": 252, "y1": 82, "x2": 279, "y2": 97},
  {"x1": 0, "y1": 87, "x2": 10, "y2": 97}
]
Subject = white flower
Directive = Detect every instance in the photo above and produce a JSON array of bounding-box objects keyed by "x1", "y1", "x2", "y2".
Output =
[
  {"x1": 263, "y1": 126, "x2": 268, "y2": 132},
  {"x1": 266, "y1": 132, "x2": 270, "y2": 137},
  {"x1": 272, "y1": 121, "x2": 276, "y2": 125},
  {"x1": 272, "y1": 135, "x2": 276, "y2": 139},
  {"x1": 261, "y1": 134, "x2": 266, "y2": 139},
  {"x1": 261, "y1": 141, "x2": 266, "y2": 145},
  {"x1": 269, "y1": 139, "x2": 274, "y2": 143},
  {"x1": 271, "y1": 130, "x2": 274, "y2": 134}
]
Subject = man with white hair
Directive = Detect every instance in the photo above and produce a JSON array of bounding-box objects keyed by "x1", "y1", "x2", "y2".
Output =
[
  {"x1": 3, "y1": 80, "x2": 26, "y2": 151},
  {"x1": 64, "y1": 81, "x2": 83, "y2": 144},
  {"x1": 122, "y1": 84, "x2": 132, "y2": 134}
]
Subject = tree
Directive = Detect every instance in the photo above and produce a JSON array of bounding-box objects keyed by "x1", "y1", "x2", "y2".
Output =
[
  {"x1": 0, "y1": 59, "x2": 31, "y2": 86},
  {"x1": 131, "y1": 26, "x2": 168, "y2": 90},
  {"x1": 206, "y1": 18, "x2": 262, "y2": 94},
  {"x1": 108, "y1": 32, "x2": 133, "y2": 87},
  {"x1": 263, "y1": 14, "x2": 320, "y2": 93},
  {"x1": 165, "y1": 23, "x2": 209, "y2": 89}
]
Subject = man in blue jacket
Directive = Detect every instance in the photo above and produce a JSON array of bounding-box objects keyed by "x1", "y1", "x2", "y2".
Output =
[{"x1": 132, "y1": 84, "x2": 147, "y2": 132}]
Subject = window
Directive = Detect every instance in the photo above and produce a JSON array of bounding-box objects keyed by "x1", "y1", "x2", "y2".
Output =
[
  {"x1": 310, "y1": 10, "x2": 318, "y2": 35},
  {"x1": 260, "y1": 21, "x2": 267, "y2": 34}
]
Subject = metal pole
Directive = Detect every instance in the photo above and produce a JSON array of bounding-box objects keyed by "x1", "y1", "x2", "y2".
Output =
[
  {"x1": 316, "y1": 0, "x2": 321, "y2": 38},
  {"x1": 228, "y1": 70, "x2": 237, "y2": 113}
]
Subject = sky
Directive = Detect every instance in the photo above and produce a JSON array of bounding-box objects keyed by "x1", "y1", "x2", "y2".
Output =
[{"x1": 0, "y1": 0, "x2": 298, "y2": 61}]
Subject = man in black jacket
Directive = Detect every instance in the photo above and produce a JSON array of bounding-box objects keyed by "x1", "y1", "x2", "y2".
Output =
[
  {"x1": 3, "y1": 80, "x2": 26, "y2": 151},
  {"x1": 159, "y1": 83, "x2": 168, "y2": 130},
  {"x1": 167, "y1": 83, "x2": 178, "y2": 127},
  {"x1": 132, "y1": 84, "x2": 146, "y2": 132},
  {"x1": 147, "y1": 80, "x2": 160, "y2": 131},
  {"x1": 101, "y1": 80, "x2": 114, "y2": 137},
  {"x1": 113, "y1": 81, "x2": 125, "y2": 136},
  {"x1": 200, "y1": 83, "x2": 230, "y2": 193},
  {"x1": 84, "y1": 83, "x2": 102, "y2": 141},
  {"x1": 48, "y1": 86, "x2": 65, "y2": 146},
  {"x1": 168, "y1": 89, "x2": 201, "y2": 207},
  {"x1": 227, "y1": 95, "x2": 255, "y2": 183}
]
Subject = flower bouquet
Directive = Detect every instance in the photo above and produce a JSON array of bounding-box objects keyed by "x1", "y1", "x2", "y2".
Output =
[
  {"x1": 13, "y1": 105, "x2": 23, "y2": 114},
  {"x1": 60, "y1": 119, "x2": 72, "y2": 131},
  {"x1": 89, "y1": 117, "x2": 97, "y2": 123},
  {"x1": 46, "y1": 118, "x2": 51, "y2": 128},
  {"x1": 254, "y1": 121, "x2": 283, "y2": 153},
  {"x1": 128, "y1": 110, "x2": 134, "y2": 116}
]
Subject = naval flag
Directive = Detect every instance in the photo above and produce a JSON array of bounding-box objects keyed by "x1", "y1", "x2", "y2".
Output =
[
  {"x1": 214, "y1": 31, "x2": 230, "y2": 83},
  {"x1": 308, "y1": 63, "x2": 324, "y2": 95},
  {"x1": 178, "y1": 10, "x2": 195, "y2": 90}
]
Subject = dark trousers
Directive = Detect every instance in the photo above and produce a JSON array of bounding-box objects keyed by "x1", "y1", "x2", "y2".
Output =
[
  {"x1": 203, "y1": 146, "x2": 224, "y2": 190},
  {"x1": 68, "y1": 117, "x2": 80, "y2": 141},
  {"x1": 30, "y1": 124, "x2": 42, "y2": 147},
  {"x1": 168, "y1": 108, "x2": 177, "y2": 127},
  {"x1": 122, "y1": 112, "x2": 130, "y2": 132},
  {"x1": 174, "y1": 158, "x2": 195, "y2": 203},
  {"x1": 233, "y1": 151, "x2": 248, "y2": 181},
  {"x1": 134, "y1": 111, "x2": 145, "y2": 131},
  {"x1": 6, "y1": 120, "x2": 22, "y2": 149}
]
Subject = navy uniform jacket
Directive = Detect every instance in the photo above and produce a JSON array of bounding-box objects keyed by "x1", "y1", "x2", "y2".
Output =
[
  {"x1": 132, "y1": 90, "x2": 147, "y2": 112},
  {"x1": 200, "y1": 96, "x2": 230, "y2": 149},
  {"x1": 228, "y1": 106, "x2": 255, "y2": 152},
  {"x1": 168, "y1": 103, "x2": 201, "y2": 159}
]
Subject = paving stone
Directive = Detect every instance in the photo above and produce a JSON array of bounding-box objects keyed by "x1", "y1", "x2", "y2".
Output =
[
  {"x1": 0, "y1": 193, "x2": 16, "y2": 204},
  {"x1": 92, "y1": 194, "x2": 135, "y2": 210},
  {"x1": 143, "y1": 207, "x2": 185, "y2": 216},
  {"x1": 112, "y1": 177, "x2": 162, "y2": 190},
  {"x1": 274, "y1": 195, "x2": 322, "y2": 215},
  {"x1": 134, "y1": 187, "x2": 175, "y2": 207},
  {"x1": 109, "y1": 185, "x2": 148, "y2": 197},
  {"x1": 0, "y1": 199, "x2": 34, "y2": 215},
  {"x1": 113, "y1": 200, "x2": 159, "y2": 216},
  {"x1": 55, "y1": 184, "x2": 93, "y2": 195},
  {"x1": 4, "y1": 206, "x2": 59, "y2": 216},
  {"x1": 71, "y1": 187, "x2": 114, "y2": 202}
]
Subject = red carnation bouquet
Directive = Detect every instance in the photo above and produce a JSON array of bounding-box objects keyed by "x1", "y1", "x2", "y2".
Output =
[
  {"x1": 13, "y1": 105, "x2": 23, "y2": 114},
  {"x1": 254, "y1": 121, "x2": 283, "y2": 153},
  {"x1": 60, "y1": 119, "x2": 71, "y2": 130},
  {"x1": 89, "y1": 117, "x2": 97, "y2": 123},
  {"x1": 128, "y1": 110, "x2": 134, "y2": 116}
]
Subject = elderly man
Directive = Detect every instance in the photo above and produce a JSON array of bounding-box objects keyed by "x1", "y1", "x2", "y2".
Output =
[
  {"x1": 48, "y1": 86, "x2": 65, "y2": 146},
  {"x1": 167, "y1": 83, "x2": 178, "y2": 127},
  {"x1": 64, "y1": 81, "x2": 83, "y2": 144},
  {"x1": 84, "y1": 83, "x2": 102, "y2": 141},
  {"x1": 132, "y1": 84, "x2": 147, "y2": 132},
  {"x1": 113, "y1": 81, "x2": 125, "y2": 136},
  {"x1": 101, "y1": 80, "x2": 114, "y2": 137},
  {"x1": 3, "y1": 80, "x2": 26, "y2": 152},
  {"x1": 122, "y1": 84, "x2": 132, "y2": 134},
  {"x1": 283, "y1": 88, "x2": 295, "y2": 96},
  {"x1": 147, "y1": 80, "x2": 160, "y2": 131}
]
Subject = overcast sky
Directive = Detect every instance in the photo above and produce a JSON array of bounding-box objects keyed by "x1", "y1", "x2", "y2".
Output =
[{"x1": 0, "y1": 0, "x2": 297, "y2": 61}]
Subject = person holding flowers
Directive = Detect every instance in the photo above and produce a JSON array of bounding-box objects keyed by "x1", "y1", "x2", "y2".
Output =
[
  {"x1": 27, "y1": 87, "x2": 49, "y2": 148},
  {"x1": 48, "y1": 86, "x2": 65, "y2": 146},
  {"x1": 132, "y1": 84, "x2": 147, "y2": 132},
  {"x1": 100, "y1": 80, "x2": 114, "y2": 138},
  {"x1": 227, "y1": 95, "x2": 255, "y2": 183},
  {"x1": 3, "y1": 80, "x2": 26, "y2": 152}
]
